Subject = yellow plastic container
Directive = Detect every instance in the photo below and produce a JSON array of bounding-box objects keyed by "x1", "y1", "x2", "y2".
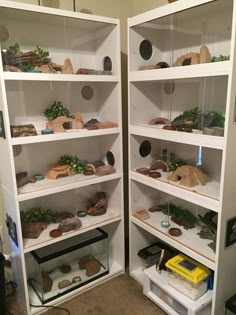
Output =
[{"x1": 165, "y1": 254, "x2": 210, "y2": 284}]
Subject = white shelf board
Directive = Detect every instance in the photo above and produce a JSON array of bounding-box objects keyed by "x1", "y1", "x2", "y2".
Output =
[
  {"x1": 0, "y1": 0, "x2": 119, "y2": 26},
  {"x1": 23, "y1": 209, "x2": 122, "y2": 253},
  {"x1": 18, "y1": 173, "x2": 122, "y2": 202},
  {"x1": 3, "y1": 72, "x2": 119, "y2": 82},
  {"x1": 144, "y1": 266, "x2": 213, "y2": 312},
  {"x1": 129, "y1": 62, "x2": 230, "y2": 82},
  {"x1": 130, "y1": 171, "x2": 220, "y2": 212},
  {"x1": 131, "y1": 213, "x2": 215, "y2": 270},
  {"x1": 130, "y1": 125, "x2": 225, "y2": 150},
  {"x1": 11, "y1": 128, "x2": 120, "y2": 145},
  {"x1": 128, "y1": 0, "x2": 216, "y2": 27},
  {"x1": 29, "y1": 260, "x2": 123, "y2": 315}
]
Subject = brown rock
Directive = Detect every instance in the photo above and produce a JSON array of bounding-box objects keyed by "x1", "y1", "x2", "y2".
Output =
[
  {"x1": 83, "y1": 169, "x2": 95, "y2": 176},
  {"x1": 56, "y1": 211, "x2": 75, "y2": 223},
  {"x1": 168, "y1": 227, "x2": 182, "y2": 237},
  {"x1": 62, "y1": 58, "x2": 74, "y2": 74},
  {"x1": 133, "y1": 209, "x2": 150, "y2": 220},
  {"x1": 163, "y1": 125, "x2": 176, "y2": 131},
  {"x1": 4, "y1": 65, "x2": 22, "y2": 72},
  {"x1": 149, "y1": 171, "x2": 161, "y2": 179},
  {"x1": 200, "y1": 45, "x2": 211, "y2": 64},
  {"x1": 95, "y1": 165, "x2": 115, "y2": 176},
  {"x1": 22, "y1": 222, "x2": 47, "y2": 239},
  {"x1": 148, "y1": 205, "x2": 164, "y2": 212},
  {"x1": 167, "y1": 165, "x2": 209, "y2": 187},
  {"x1": 58, "y1": 217, "x2": 82, "y2": 232},
  {"x1": 42, "y1": 272, "x2": 53, "y2": 293},
  {"x1": 136, "y1": 167, "x2": 150, "y2": 175},
  {"x1": 58, "y1": 279, "x2": 71, "y2": 289},
  {"x1": 16, "y1": 172, "x2": 37, "y2": 188},
  {"x1": 49, "y1": 229, "x2": 63, "y2": 238},
  {"x1": 46, "y1": 165, "x2": 74, "y2": 180},
  {"x1": 148, "y1": 117, "x2": 171, "y2": 125},
  {"x1": 59, "y1": 264, "x2": 72, "y2": 273},
  {"x1": 95, "y1": 122, "x2": 118, "y2": 129},
  {"x1": 139, "y1": 65, "x2": 160, "y2": 71},
  {"x1": 150, "y1": 160, "x2": 168, "y2": 172},
  {"x1": 79, "y1": 255, "x2": 101, "y2": 276},
  {"x1": 72, "y1": 276, "x2": 82, "y2": 283}
]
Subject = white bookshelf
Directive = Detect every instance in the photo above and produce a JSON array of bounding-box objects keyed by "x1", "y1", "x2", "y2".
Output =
[
  {"x1": 0, "y1": 1, "x2": 124, "y2": 314},
  {"x1": 128, "y1": 0, "x2": 236, "y2": 314}
]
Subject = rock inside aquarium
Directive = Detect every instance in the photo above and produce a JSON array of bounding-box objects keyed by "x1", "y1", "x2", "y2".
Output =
[
  {"x1": 133, "y1": 209, "x2": 150, "y2": 220},
  {"x1": 95, "y1": 122, "x2": 118, "y2": 129},
  {"x1": 58, "y1": 217, "x2": 82, "y2": 232},
  {"x1": 49, "y1": 229, "x2": 63, "y2": 238},
  {"x1": 148, "y1": 117, "x2": 171, "y2": 125},
  {"x1": 168, "y1": 227, "x2": 182, "y2": 237},
  {"x1": 79, "y1": 255, "x2": 102, "y2": 277},
  {"x1": 58, "y1": 279, "x2": 72, "y2": 289},
  {"x1": 42, "y1": 272, "x2": 53, "y2": 293},
  {"x1": 56, "y1": 211, "x2": 75, "y2": 223},
  {"x1": 83, "y1": 118, "x2": 100, "y2": 130},
  {"x1": 22, "y1": 222, "x2": 47, "y2": 239},
  {"x1": 203, "y1": 126, "x2": 224, "y2": 137},
  {"x1": 136, "y1": 167, "x2": 150, "y2": 175},
  {"x1": 91, "y1": 160, "x2": 105, "y2": 169},
  {"x1": 168, "y1": 165, "x2": 209, "y2": 187},
  {"x1": 72, "y1": 276, "x2": 82, "y2": 283},
  {"x1": 86, "y1": 192, "x2": 107, "y2": 216},
  {"x1": 95, "y1": 165, "x2": 115, "y2": 176},
  {"x1": 148, "y1": 205, "x2": 164, "y2": 212},
  {"x1": 16, "y1": 172, "x2": 37, "y2": 188},
  {"x1": 59, "y1": 264, "x2": 72, "y2": 274},
  {"x1": 150, "y1": 159, "x2": 169, "y2": 172},
  {"x1": 148, "y1": 171, "x2": 161, "y2": 179}
]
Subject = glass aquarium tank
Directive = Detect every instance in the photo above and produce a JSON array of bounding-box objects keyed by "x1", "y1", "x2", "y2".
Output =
[{"x1": 27, "y1": 228, "x2": 109, "y2": 304}]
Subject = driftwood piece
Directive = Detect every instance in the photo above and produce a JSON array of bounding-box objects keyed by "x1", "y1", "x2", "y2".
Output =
[{"x1": 11, "y1": 124, "x2": 37, "y2": 137}]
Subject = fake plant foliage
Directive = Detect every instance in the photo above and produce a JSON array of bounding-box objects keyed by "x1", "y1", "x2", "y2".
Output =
[
  {"x1": 21, "y1": 207, "x2": 58, "y2": 224},
  {"x1": 161, "y1": 148, "x2": 186, "y2": 172},
  {"x1": 58, "y1": 155, "x2": 87, "y2": 174},
  {"x1": 44, "y1": 101, "x2": 75, "y2": 121},
  {"x1": 172, "y1": 106, "x2": 225, "y2": 131},
  {"x1": 161, "y1": 202, "x2": 199, "y2": 230}
]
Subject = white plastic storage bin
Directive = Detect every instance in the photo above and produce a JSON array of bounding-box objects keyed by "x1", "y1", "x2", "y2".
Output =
[{"x1": 143, "y1": 265, "x2": 212, "y2": 315}]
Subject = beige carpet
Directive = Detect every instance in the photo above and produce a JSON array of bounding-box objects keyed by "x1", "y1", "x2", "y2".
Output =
[
  {"x1": 41, "y1": 273, "x2": 166, "y2": 315},
  {"x1": 7, "y1": 273, "x2": 166, "y2": 315}
]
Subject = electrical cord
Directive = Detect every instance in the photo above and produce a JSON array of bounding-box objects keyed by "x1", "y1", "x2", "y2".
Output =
[{"x1": 30, "y1": 304, "x2": 70, "y2": 314}]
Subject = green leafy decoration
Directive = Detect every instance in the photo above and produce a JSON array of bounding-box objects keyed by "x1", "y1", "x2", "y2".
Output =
[
  {"x1": 8, "y1": 42, "x2": 21, "y2": 55},
  {"x1": 211, "y1": 55, "x2": 230, "y2": 62},
  {"x1": 161, "y1": 149, "x2": 186, "y2": 172},
  {"x1": 58, "y1": 155, "x2": 87, "y2": 174},
  {"x1": 34, "y1": 45, "x2": 49, "y2": 58},
  {"x1": 21, "y1": 207, "x2": 58, "y2": 224},
  {"x1": 44, "y1": 101, "x2": 75, "y2": 121}
]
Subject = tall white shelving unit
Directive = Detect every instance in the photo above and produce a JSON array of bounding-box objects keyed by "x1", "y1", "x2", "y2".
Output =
[
  {"x1": 128, "y1": 0, "x2": 236, "y2": 314},
  {"x1": 0, "y1": 1, "x2": 124, "y2": 314}
]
